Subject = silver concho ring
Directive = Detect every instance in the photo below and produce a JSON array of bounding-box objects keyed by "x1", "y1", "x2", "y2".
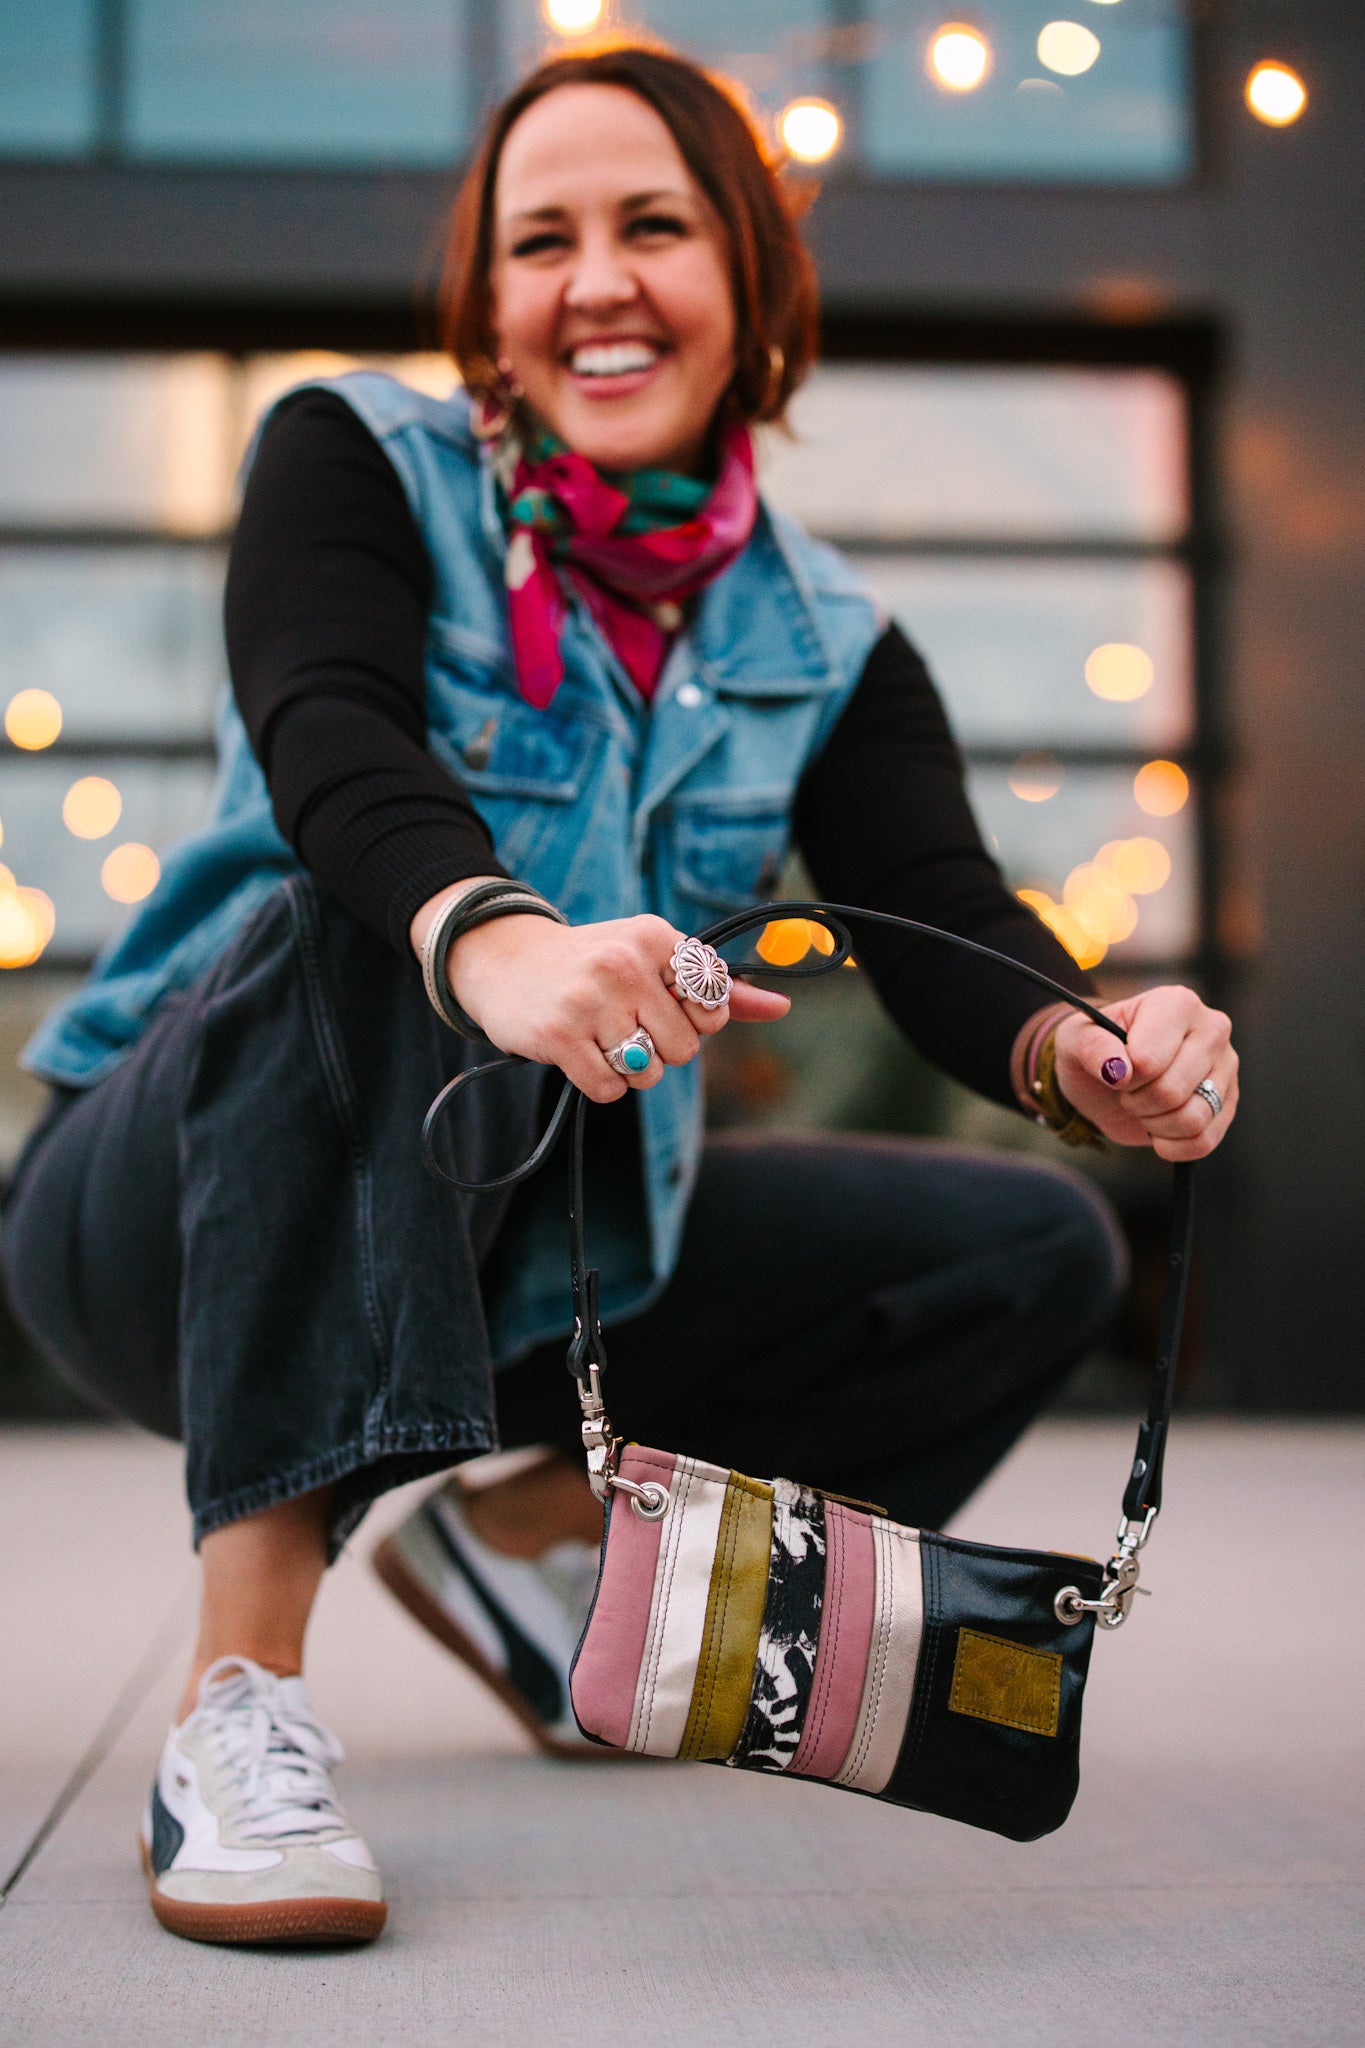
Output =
[
  {"x1": 1194, "y1": 1077, "x2": 1224, "y2": 1119},
  {"x1": 669, "y1": 936, "x2": 733, "y2": 1011},
  {"x1": 605, "y1": 1027, "x2": 656, "y2": 1078}
]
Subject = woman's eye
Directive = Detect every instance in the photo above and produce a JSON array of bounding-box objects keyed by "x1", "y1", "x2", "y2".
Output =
[
  {"x1": 510, "y1": 231, "x2": 570, "y2": 259},
  {"x1": 628, "y1": 213, "x2": 687, "y2": 241}
]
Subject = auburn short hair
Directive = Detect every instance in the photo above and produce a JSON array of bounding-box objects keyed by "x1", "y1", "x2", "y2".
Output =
[{"x1": 439, "y1": 39, "x2": 820, "y2": 428}]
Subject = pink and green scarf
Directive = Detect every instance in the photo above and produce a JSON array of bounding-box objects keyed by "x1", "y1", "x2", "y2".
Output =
[{"x1": 492, "y1": 421, "x2": 757, "y2": 710}]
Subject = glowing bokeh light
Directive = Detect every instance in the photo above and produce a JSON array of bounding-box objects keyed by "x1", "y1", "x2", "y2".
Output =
[
  {"x1": 1134, "y1": 760, "x2": 1189, "y2": 817},
  {"x1": 0, "y1": 886, "x2": 55, "y2": 968},
  {"x1": 1008, "y1": 752, "x2": 1063, "y2": 802},
  {"x1": 778, "y1": 98, "x2": 842, "y2": 164},
  {"x1": 758, "y1": 919, "x2": 813, "y2": 967},
  {"x1": 1246, "y1": 62, "x2": 1306, "y2": 126},
  {"x1": 542, "y1": 0, "x2": 603, "y2": 34},
  {"x1": 1063, "y1": 864, "x2": 1139, "y2": 945},
  {"x1": 929, "y1": 25, "x2": 991, "y2": 93},
  {"x1": 5, "y1": 689, "x2": 63, "y2": 751},
  {"x1": 1037, "y1": 21, "x2": 1101, "y2": 75},
  {"x1": 1085, "y1": 641, "x2": 1154, "y2": 702},
  {"x1": 101, "y1": 842, "x2": 161, "y2": 904},
  {"x1": 1096, "y1": 836, "x2": 1171, "y2": 894},
  {"x1": 63, "y1": 775, "x2": 123, "y2": 840}
]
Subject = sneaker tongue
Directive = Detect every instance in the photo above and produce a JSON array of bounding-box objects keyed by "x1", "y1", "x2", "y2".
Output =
[{"x1": 274, "y1": 1676, "x2": 311, "y2": 1714}]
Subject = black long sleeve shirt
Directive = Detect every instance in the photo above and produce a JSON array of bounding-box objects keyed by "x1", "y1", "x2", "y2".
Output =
[{"x1": 224, "y1": 391, "x2": 1089, "y2": 1109}]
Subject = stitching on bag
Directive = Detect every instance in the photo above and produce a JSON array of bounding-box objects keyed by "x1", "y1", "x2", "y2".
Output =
[
  {"x1": 802, "y1": 1503, "x2": 846, "y2": 1765},
  {"x1": 688, "y1": 1478, "x2": 742, "y2": 1755},
  {"x1": 845, "y1": 1518, "x2": 893, "y2": 1784},
  {"x1": 638, "y1": 1461, "x2": 692, "y2": 1750}
]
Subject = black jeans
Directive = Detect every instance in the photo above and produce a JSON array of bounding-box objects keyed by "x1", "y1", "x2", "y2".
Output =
[{"x1": 1, "y1": 877, "x2": 1126, "y2": 1553}]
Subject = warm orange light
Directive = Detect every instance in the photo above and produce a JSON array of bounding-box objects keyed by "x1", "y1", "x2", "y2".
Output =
[
  {"x1": 1134, "y1": 760, "x2": 1189, "y2": 817},
  {"x1": 1008, "y1": 752, "x2": 1063, "y2": 802},
  {"x1": 757, "y1": 919, "x2": 813, "y2": 967},
  {"x1": 63, "y1": 775, "x2": 123, "y2": 840},
  {"x1": 1063, "y1": 864, "x2": 1139, "y2": 945},
  {"x1": 1096, "y1": 836, "x2": 1171, "y2": 895},
  {"x1": 1085, "y1": 642, "x2": 1154, "y2": 702},
  {"x1": 5, "y1": 689, "x2": 63, "y2": 751},
  {"x1": 1037, "y1": 21, "x2": 1101, "y2": 76},
  {"x1": 0, "y1": 886, "x2": 54, "y2": 968},
  {"x1": 542, "y1": 0, "x2": 603, "y2": 33},
  {"x1": 1246, "y1": 62, "x2": 1306, "y2": 126},
  {"x1": 929, "y1": 25, "x2": 991, "y2": 93},
  {"x1": 778, "y1": 98, "x2": 842, "y2": 165},
  {"x1": 101, "y1": 842, "x2": 161, "y2": 904}
]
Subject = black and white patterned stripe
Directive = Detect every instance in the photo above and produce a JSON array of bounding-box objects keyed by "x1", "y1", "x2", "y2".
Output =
[{"x1": 730, "y1": 1479, "x2": 827, "y2": 1773}]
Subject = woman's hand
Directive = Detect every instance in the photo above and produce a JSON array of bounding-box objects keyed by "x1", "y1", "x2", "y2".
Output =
[
  {"x1": 1053, "y1": 985, "x2": 1238, "y2": 1161},
  {"x1": 443, "y1": 907, "x2": 790, "y2": 1102}
]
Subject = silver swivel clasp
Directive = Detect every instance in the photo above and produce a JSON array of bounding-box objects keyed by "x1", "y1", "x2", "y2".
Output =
[{"x1": 1055, "y1": 1508, "x2": 1157, "y2": 1630}]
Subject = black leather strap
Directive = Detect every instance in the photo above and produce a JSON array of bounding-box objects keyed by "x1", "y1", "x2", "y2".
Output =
[{"x1": 420, "y1": 899, "x2": 1197, "y2": 1534}]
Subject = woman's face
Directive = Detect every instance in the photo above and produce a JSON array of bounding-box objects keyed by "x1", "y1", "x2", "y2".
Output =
[{"x1": 489, "y1": 84, "x2": 738, "y2": 475}]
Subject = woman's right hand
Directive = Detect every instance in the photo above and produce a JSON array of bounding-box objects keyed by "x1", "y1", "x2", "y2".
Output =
[{"x1": 443, "y1": 907, "x2": 790, "y2": 1102}]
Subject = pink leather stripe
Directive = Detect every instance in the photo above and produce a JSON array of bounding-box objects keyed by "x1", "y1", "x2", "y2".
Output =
[
  {"x1": 790, "y1": 1503, "x2": 876, "y2": 1781},
  {"x1": 569, "y1": 1446, "x2": 677, "y2": 1749}
]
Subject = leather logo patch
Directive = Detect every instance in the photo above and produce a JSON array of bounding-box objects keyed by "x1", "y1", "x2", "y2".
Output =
[{"x1": 948, "y1": 1628, "x2": 1062, "y2": 1738}]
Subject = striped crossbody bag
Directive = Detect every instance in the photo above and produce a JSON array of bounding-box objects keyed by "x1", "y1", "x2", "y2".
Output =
[{"x1": 423, "y1": 902, "x2": 1194, "y2": 1843}]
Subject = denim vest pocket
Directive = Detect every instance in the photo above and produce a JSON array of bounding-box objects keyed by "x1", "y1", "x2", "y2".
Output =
[
  {"x1": 427, "y1": 679, "x2": 605, "y2": 882},
  {"x1": 664, "y1": 793, "x2": 792, "y2": 917}
]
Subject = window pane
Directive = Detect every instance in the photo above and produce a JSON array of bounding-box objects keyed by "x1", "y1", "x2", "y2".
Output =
[
  {"x1": 862, "y1": 0, "x2": 1191, "y2": 185},
  {"x1": 863, "y1": 557, "x2": 1193, "y2": 749},
  {"x1": 761, "y1": 366, "x2": 1188, "y2": 542},
  {"x1": 0, "y1": 0, "x2": 96, "y2": 157},
  {"x1": 507, "y1": 1, "x2": 832, "y2": 114},
  {"x1": 127, "y1": 0, "x2": 466, "y2": 164},
  {"x1": 0, "y1": 356, "x2": 236, "y2": 532},
  {"x1": 0, "y1": 758, "x2": 215, "y2": 956},
  {"x1": 969, "y1": 764, "x2": 1197, "y2": 963},
  {"x1": 0, "y1": 548, "x2": 226, "y2": 740}
]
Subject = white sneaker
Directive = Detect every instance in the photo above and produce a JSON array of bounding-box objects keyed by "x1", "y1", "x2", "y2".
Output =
[
  {"x1": 373, "y1": 1478, "x2": 605, "y2": 1757},
  {"x1": 139, "y1": 1656, "x2": 386, "y2": 1945}
]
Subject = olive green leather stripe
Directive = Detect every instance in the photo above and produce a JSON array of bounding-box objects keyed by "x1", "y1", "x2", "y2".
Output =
[{"x1": 679, "y1": 1475, "x2": 774, "y2": 1761}]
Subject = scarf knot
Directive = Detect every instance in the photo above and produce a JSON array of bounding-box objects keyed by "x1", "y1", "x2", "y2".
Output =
[{"x1": 495, "y1": 424, "x2": 757, "y2": 711}]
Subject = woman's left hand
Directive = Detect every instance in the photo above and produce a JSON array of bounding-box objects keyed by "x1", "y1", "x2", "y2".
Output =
[{"x1": 1053, "y1": 985, "x2": 1239, "y2": 1160}]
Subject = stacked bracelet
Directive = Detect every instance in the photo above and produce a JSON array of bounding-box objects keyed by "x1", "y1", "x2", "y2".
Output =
[
  {"x1": 1033, "y1": 1024, "x2": 1102, "y2": 1149},
  {"x1": 420, "y1": 879, "x2": 568, "y2": 1039}
]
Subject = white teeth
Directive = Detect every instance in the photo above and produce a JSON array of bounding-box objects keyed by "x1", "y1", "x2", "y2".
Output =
[{"x1": 569, "y1": 342, "x2": 660, "y2": 378}]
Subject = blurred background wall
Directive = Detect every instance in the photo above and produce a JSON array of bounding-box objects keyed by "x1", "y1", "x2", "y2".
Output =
[{"x1": 0, "y1": 0, "x2": 1359, "y2": 1416}]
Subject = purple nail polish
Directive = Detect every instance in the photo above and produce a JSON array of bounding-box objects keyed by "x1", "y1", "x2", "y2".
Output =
[{"x1": 1101, "y1": 1056, "x2": 1129, "y2": 1086}]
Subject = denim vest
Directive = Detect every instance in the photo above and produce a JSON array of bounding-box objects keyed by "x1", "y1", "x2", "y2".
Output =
[{"x1": 25, "y1": 375, "x2": 882, "y2": 1355}]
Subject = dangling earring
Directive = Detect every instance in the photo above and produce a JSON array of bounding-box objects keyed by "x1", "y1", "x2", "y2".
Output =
[
  {"x1": 471, "y1": 356, "x2": 524, "y2": 441},
  {"x1": 764, "y1": 343, "x2": 786, "y2": 410}
]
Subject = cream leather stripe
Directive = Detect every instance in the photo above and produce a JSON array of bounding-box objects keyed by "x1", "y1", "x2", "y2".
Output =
[
  {"x1": 833, "y1": 1518, "x2": 923, "y2": 1794},
  {"x1": 627, "y1": 1456, "x2": 729, "y2": 1756}
]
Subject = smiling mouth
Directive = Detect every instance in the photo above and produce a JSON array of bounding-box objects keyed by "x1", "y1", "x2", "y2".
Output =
[{"x1": 566, "y1": 340, "x2": 666, "y2": 380}]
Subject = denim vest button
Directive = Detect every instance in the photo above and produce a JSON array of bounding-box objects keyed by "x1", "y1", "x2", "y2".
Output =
[{"x1": 675, "y1": 682, "x2": 703, "y2": 709}]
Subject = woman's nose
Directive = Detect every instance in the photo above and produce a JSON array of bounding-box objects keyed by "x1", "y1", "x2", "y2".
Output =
[{"x1": 564, "y1": 233, "x2": 639, "y2": 313}]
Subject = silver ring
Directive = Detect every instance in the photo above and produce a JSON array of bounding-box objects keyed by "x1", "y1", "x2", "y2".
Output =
[
  {"x1": 604, "y1": 1027, "x2": 655, "y2": 1078},
  {"x1": 669, "y1": 936, "x2": 732, "y2": 1011},
  {"x1": 1194, "y1": 1077, "x2": 1224, "y2": 1119}
]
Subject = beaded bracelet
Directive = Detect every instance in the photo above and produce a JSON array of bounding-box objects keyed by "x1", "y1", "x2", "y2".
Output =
[
  {"x1": 421, "y1": 880, "x2": 568, "y2": 1039},
  {"x1": 1033, "y1": 1024, "x2": 1102, "y2": 1149}
]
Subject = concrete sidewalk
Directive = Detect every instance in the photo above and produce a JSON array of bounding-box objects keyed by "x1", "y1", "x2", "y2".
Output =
[{"x1": 2, "y1": 1420, "x2": 1362, "y2": 2047}]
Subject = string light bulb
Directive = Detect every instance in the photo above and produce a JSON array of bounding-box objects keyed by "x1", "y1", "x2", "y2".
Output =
[
  {"x1": 63, "y1": 775, "x2": 123, "y2": 840},
  {"x1": 5, "y1": 689, "x2": 62, "y2": 751},
  {"x1": 1246, "y1": 62, "x2": 1307, "y2": 126},
  {"x1": 101, "y1": 842, "x2": 161, "y2": 905},
  {"x1": 1085, "y1": 642, "x2": 1154, "y2": 701},
  {"x1": 1134, "y1": 760, "x2": 1189, "y2": 817},
  {"x1": 929, "y1": 25, "x2": 991, "y2": 93},
  {"x1": 778, "y1": 98, "x2": 842, "y2": 164},
  {"x1": 542, "y1": 0, "x2": 603, "y2": 35},
  {"x1": 1037, "y1": 22, "x2": 1101, "y2": 76}
]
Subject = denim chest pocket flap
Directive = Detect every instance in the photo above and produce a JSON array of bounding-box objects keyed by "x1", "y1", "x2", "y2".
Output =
[
  {"x1": 430, "y1": 684, "x2": 600, "y2": 802},
  {"x1": 667, "y1": 793, "x2": 792, "y2": 913}
]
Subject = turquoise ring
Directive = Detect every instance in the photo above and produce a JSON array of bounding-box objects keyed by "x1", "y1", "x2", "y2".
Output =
[{"x1": 605, "y1": 1028, "x2": 655, "y2": 1078}]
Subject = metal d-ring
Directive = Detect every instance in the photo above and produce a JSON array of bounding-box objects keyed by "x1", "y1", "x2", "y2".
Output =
[{"x1": 609, "y1": 1476, "x2": 671, "y2": 1520}]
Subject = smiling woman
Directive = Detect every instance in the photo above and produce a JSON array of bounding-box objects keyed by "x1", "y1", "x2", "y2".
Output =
[{"x1": 2, "y1": 34, "x2": 1235, "y2": 1954}]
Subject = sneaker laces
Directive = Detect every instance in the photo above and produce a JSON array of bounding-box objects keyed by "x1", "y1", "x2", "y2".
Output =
[{"x1": 193, "y1": 1656, "x2": 348, "y2": 1845}]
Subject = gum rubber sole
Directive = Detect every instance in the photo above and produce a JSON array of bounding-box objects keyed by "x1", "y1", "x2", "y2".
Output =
[
  {"x1": 372, "y1": 1532, "x2": 620, "y2": 1763},
  {"x1": 140, "y1": 1839, "x2": 386, "y2": 1947}
]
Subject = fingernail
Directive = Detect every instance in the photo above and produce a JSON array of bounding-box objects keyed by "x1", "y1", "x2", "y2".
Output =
[{"x1": 1101, "y1": 1056, "x2": 1129, "y2": 1086}]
